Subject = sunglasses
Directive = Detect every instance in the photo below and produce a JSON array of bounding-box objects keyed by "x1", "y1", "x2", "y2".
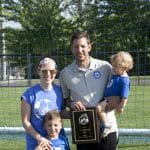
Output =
[{"x1": 41, "y1": 70, "x2": 57, "y2": 74}]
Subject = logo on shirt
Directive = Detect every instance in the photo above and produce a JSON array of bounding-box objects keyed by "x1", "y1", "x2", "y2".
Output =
[
  {"x1": 93, "y1": 71, "x2": 101, "y2": 79},
  {"x1": 34, "y1": 99, "x2": 54, "y2": 119},
  {"x1": 107, "y1": 79, "x2": 113, "y2": 88}
]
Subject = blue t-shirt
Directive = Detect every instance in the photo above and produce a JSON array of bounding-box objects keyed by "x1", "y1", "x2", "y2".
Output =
[
  {"x1": 104, "y1": 74, "x2": 130, "y2": 99},
  {"x1": 49, "y1": 135, "x2": 70, "y2": 150},
  {"x1": 21, "y1": 84, "x2": 64, "y2": 150}
]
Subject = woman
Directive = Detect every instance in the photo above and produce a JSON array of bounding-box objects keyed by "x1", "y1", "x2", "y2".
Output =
[{"x1": 21, "y1": 57, "x2": 68, "y2": 150}]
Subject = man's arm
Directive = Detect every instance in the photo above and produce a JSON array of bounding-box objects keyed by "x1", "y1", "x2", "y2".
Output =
[
  {"x1": 64, "y1": 97, "x2": 73, "y2": 108},
  {"x1": 60, "y1": 97, "x2": 73, "y2": 119},
  {"x1": 60, "y1": 110, "x2": 70, "y2": 119},
  {"x1": 105, "y1": 96, "x2": 120, "y2": 112}
]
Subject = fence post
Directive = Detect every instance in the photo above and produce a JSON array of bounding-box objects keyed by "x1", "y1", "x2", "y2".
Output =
[
  {"x1": 0, "y1": 20, "x2": 7, "y2": 80},
  {"x1": 137, "y1": 51, "x2": 140, "y2": 85},
  {"x1": 27, "y1": 53, "x2": 31, "y2": 86}
]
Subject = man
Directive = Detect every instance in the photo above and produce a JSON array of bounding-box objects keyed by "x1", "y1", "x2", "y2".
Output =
[{"x1": 59, "y1": 31, "x2": 118, "y2": 150}]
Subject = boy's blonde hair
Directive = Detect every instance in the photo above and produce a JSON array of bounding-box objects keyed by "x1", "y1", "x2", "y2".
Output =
[{"x1": 111, "y1": 51, "x2": 134, "y2": 71}]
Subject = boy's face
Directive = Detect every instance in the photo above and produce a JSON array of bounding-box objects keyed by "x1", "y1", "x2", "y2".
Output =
[
  {"x1": 72, "y1": 37, "x2": 91, "y2": 63},
  {"x1": 45, "y1": 118, "x2": 62, "y2": 138},
  {"x1": 112, "y1": 64, "x2": 126, "y2": 75}
]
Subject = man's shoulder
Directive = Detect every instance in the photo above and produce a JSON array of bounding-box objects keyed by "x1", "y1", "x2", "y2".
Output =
[
  {"x1": 91, "y1": 57, "x2": 110, "y2": 64},
  {"x1": 91, "y1": 58, "x2": 111, "y2": 69},
  {"x1": 60, "y1": 61, "x2": 74, "y2": 74}
]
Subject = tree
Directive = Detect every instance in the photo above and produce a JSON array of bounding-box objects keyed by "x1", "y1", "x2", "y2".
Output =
[{"x1": 1, "y1": 0, "x2": 149, "y2": 76}]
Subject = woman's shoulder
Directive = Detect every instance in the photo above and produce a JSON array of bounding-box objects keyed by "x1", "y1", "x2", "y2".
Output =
[
  {"x1": 23, "y1": 84, "x2": 40, "y2": 94},
  {"x1": 28, "y1": 83, "x2": 40, "y2": 90},
  {"x1": 52, "y1": 84, "x2": 62, "y2": 92},
  {"x1": 53, "y1": 83, "x2": 60, "y2": 88}
]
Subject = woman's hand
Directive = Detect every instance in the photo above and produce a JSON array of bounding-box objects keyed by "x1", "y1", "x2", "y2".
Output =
[{"x1": 37, "y1": 136, "x2": 52, "y2": 150}]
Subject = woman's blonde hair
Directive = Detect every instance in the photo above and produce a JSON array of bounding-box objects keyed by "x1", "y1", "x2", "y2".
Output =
[{"x1": 111, "y1": 51, "x2": 134, "y2": 71}]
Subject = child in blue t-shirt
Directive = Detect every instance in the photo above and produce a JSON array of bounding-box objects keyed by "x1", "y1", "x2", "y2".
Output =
[
  {"x1": 35, "y1": 110, "x2": 70, "y2": 150},
  {"x1": 96, "y1": 51, "x2": 134, "y2": 137}
]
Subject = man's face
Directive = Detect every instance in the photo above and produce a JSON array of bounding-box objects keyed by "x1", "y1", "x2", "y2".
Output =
[{"x1": 72, "y1": 37, "x2": 91, "y2": 62}]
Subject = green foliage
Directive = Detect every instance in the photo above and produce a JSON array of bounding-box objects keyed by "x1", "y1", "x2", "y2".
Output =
[
  {"x1": 0, "y1": 0, "x2": 150, "y2": 74},
  {"x1": 2, "y1": 0, "x2": 72, "y2": 54}
]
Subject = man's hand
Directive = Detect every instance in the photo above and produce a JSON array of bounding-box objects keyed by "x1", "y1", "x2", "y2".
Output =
[
  {"x1": 116, "y1": 107, "x2": 124, "y2": 114},
  {"x1": 116, "y1": 103, "x2": 125, "y2": 114},
  {"x1": 96, "y1": 100, "x2": 107, "y2": 112},
  {"x1": 105, "y1": 96, "x2": 120, "y2": 112},
  {"x1": 71, "y1": 101, "x2": 86, "y2": 111}
]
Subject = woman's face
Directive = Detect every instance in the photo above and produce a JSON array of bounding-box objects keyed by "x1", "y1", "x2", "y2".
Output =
[{"x1": 39, "y1": 69, "x2": 57, "y2": 86}]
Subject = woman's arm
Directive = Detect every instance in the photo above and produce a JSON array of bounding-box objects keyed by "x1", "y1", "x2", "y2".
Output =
[
  {"x1": 21, "y1": 100, "x2": 52, "y2": 149},
  {"x1": 21, "y1": 100, "x2": 41, "y2": 142}
]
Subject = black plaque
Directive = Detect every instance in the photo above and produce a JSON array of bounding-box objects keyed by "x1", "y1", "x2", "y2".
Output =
[{"x1": 70, "y1": 107, "x2": 99, "y2": 144}]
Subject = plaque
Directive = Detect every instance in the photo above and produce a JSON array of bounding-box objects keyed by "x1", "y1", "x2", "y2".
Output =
[{"x1": 70, "y1": 107, "x2": 99, "y2": 144}]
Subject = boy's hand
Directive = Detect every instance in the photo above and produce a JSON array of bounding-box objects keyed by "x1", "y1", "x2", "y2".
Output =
[
  {"x1": 35, "y1": 142, "x2": 52, "y2": 150},
  {"x1": 37, "y1": 137, "x2": 52, "y2": 150}
]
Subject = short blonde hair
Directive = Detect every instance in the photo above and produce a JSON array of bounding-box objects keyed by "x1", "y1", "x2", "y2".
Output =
[{"x1": 111, "y1": 51, "x2": 134, "y2": 71}]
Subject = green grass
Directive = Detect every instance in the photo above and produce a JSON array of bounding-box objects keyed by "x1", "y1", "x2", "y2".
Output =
[
  {"x1": 0, "y1": 84, "x2": 150, "y2": 150},
  {"x1": 117, "y1": 85, "x2": 150, "y2": 129}
]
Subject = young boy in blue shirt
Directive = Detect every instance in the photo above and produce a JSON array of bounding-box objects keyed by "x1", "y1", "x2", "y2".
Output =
[
  {"x1": 96, "y1": 51, "x2": 134, "y2": 137},
  {"x1": 35, "y1": 110, "x2": 70, "y2": 150}
]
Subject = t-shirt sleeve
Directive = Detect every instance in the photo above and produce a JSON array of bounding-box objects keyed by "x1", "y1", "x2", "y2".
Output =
[
  {"x1": 21, "y1": 87, "x2": 33, "y2": 105},
  {"x1": 55, "y1": 85, "x2": 65, "y2": 111},
  {"x1": 120, "y1": 77, "x2": 130, "y2": 99}
]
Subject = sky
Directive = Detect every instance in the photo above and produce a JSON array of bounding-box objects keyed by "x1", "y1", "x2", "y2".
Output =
[{"x1": 3, "y1": 20, "x2": 22, "y2": 29}]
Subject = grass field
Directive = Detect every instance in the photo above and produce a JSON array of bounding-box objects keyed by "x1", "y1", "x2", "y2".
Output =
[{"x1": 0, "y1": 82, "x2": 150, "y2": 149}]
